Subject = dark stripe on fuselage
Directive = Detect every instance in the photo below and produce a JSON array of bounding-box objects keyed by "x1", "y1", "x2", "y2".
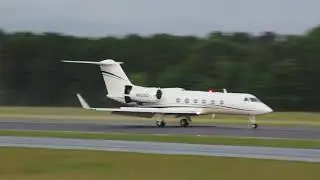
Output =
[
  {"x1": 136, "y1": 104, "x2": 253, "y2": 112},
  {"x1": 218, "y1": 105, "x2": 253, "y2": 112},
  {"x1": 102, "y1": 71, "x2": 125, "y2": 80}
]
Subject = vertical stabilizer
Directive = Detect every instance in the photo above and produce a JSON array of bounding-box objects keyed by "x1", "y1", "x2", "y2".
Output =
[
  {"x1": 99, "y1": 59, "x2": 132, "y2": 97},
  {"x1": 62, "y1": 59, "x2": 132, "y2": 100}
]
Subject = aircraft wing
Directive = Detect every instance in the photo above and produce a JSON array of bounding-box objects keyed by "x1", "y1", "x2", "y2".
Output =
[{"x1": 76, "y1": 94, "x2": 206, "y2": 117}]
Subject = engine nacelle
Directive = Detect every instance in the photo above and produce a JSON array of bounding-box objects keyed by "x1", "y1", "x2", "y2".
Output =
[{"x1": 124, "y1": 85, "x2": 162, "y2": 103}]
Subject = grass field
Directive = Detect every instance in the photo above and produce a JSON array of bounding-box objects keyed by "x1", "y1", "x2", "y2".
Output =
[
  {"x1": 1, "y1": 130, "x2": 319, "y2": 149},
  {"x1": 0, "y1": 148, "x2": 319, "y2": 180},
  {"x1": 0, "y1": 106, "x2": 319, "y2": 126}
]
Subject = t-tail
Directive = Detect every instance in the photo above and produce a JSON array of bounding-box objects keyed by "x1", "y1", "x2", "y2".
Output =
[{"x1": 62, "y1": 59, "x2": 132, "y2": 103}]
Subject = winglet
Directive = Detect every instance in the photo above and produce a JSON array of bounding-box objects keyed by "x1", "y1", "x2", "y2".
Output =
[{"x1": 76, "y1": 93, "x2": 90, "y2": 109}]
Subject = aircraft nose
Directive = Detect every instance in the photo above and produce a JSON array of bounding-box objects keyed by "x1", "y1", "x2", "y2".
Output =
[{"x1": 263, "y1": 105, "x2": 273, "y2": 114}]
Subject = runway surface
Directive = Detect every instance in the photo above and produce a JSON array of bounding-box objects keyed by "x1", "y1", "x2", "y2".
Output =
[
  {"x1": 1, "y1": 136, "x2": 319, "y2": 162},
  {"x1": 0, "y1": 119, "x2": 319, "y2": 139}
]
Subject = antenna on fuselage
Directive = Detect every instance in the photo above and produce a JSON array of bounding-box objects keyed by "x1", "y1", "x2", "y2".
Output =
[{"x1": 223, "y1": 88, "x2": 228, "y2": 93}]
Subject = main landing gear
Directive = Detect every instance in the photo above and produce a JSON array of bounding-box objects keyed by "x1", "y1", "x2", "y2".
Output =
[
  {"x1": 179, "y1": 117, "x2": 190, "y2": 127},
  {"x1": 249, "y1": 116, "x2": 258, "y2": 129},
  {"x1": 155, "y1": 117, "x2": 191, "y2": 128},
  {"x1": 156, "y1": 120, "x2": 166, "y2": 127}
]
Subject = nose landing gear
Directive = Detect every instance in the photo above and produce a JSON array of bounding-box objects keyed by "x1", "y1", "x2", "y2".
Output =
[{"x1": 249, "y1": 116, "x2": 258, "y2": 129}]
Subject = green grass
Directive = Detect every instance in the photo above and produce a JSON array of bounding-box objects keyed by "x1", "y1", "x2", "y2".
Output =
[
  {"x1": 1, "y1": 130, "x2": 319, "y2": 149},
  {"x1": 0, "y1": 106, "x2": 111, "y2": 119},
  {"x1": 0, "y1": 148, "x2": 319, "y2": 180},
  {"x1": 0, "y1": 106, "x2": 319, "y2": 126}
]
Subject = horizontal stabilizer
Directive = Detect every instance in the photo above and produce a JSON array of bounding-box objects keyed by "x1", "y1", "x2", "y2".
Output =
[{"x1": 62, "y1": 59, "x2": 122, "y2": 66}]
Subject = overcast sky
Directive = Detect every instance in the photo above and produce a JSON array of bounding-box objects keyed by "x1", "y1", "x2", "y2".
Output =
[{"x1": 1, "y1": 0, "x2": 319, "y2": 37}]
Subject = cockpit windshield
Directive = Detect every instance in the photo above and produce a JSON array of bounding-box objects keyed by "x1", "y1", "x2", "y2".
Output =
[
  {"x1": 244, "y1": 97, "x2": 260, "y2": 102},
  {"x1": 249, "y1": 97, "x2": 260, "y2": 102}
]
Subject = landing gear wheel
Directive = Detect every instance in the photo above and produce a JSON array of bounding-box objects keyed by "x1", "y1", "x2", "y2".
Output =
[
  {"x1": 156, "y1": 120, "x2": 166, "y2": 128},
  {"x1": 179, "y1": 118, "x2": 189, "y2": 127},
  {"x1": 250, "y1": 123, "x2": 258, "y2": 129},
  {"x1": 248, "y1": 116, "x2": 258, "y2": 129}
]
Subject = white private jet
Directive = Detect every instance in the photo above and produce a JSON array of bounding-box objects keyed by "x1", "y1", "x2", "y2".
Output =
[{"x1": 63, "y1": 59, "x2": 273, "y2": 129}]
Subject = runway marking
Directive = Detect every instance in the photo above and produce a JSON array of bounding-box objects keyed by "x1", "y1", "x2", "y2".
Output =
[
  {"x1": 1, "y1": 128, "x2": 319, "y2": 141},
  {"x1": 0, "y1": 136, "x2": 319, "y2": 162}
]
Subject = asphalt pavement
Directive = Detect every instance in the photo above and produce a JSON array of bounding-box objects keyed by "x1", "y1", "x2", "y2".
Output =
[
  {"x1": 0, "y1": 119, "x2": 319, "y2": 139},
  {"x1": 1, "y1": 136, "x2": 319, "y2": 162}
]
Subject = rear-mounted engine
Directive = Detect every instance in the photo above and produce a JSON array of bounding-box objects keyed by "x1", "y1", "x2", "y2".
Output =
[{"x1": 124, "y1": 85, "x2": 162, "y2": 103}]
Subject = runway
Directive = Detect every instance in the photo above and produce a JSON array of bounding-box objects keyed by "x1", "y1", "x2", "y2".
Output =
[
  {"x1": 0, "y1": 119, "x2": 319, "y2": 139},
  {"x1": 1, "y1": 136, "x2": 319, "y2": 162}
]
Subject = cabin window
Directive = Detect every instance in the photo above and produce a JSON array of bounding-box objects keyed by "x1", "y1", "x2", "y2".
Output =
[
  {"x1": 176, "y1": 98, "x2": 181, "y2": 103},
  {"x1": 184, "y1": 98, "x2": 190, "y2": 104},
  {"x1": 244, "y1": 98, "x2": 249, "y2": 102},
  {"x1": 220, "y1": 100, "x2": 224, "y2": 105},
  {"x1": 202, "y1": 99, "x2": 206, "y2": 104},
  {"x1": 211, "y1": 100, "x2": 215, "y2": 105},
  {"x1": 193, "y1": 99, "x2": 198, "y2": 104}
]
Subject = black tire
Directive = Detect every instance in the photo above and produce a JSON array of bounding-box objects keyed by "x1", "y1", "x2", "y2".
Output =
[
  {"x1": 180, "y1": 119, "x2": 189, "y2": 127},
  {"x1": 250, "y1": 123, "x2": 258, "y2": 129},
  {"x1": 156, "y1": 120, "x2": 166, "y2": 127}
]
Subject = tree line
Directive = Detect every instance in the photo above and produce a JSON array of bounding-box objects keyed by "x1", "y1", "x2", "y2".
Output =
[{"x1": 0, "y1": 26, "x2": 319, "y2": 111}]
